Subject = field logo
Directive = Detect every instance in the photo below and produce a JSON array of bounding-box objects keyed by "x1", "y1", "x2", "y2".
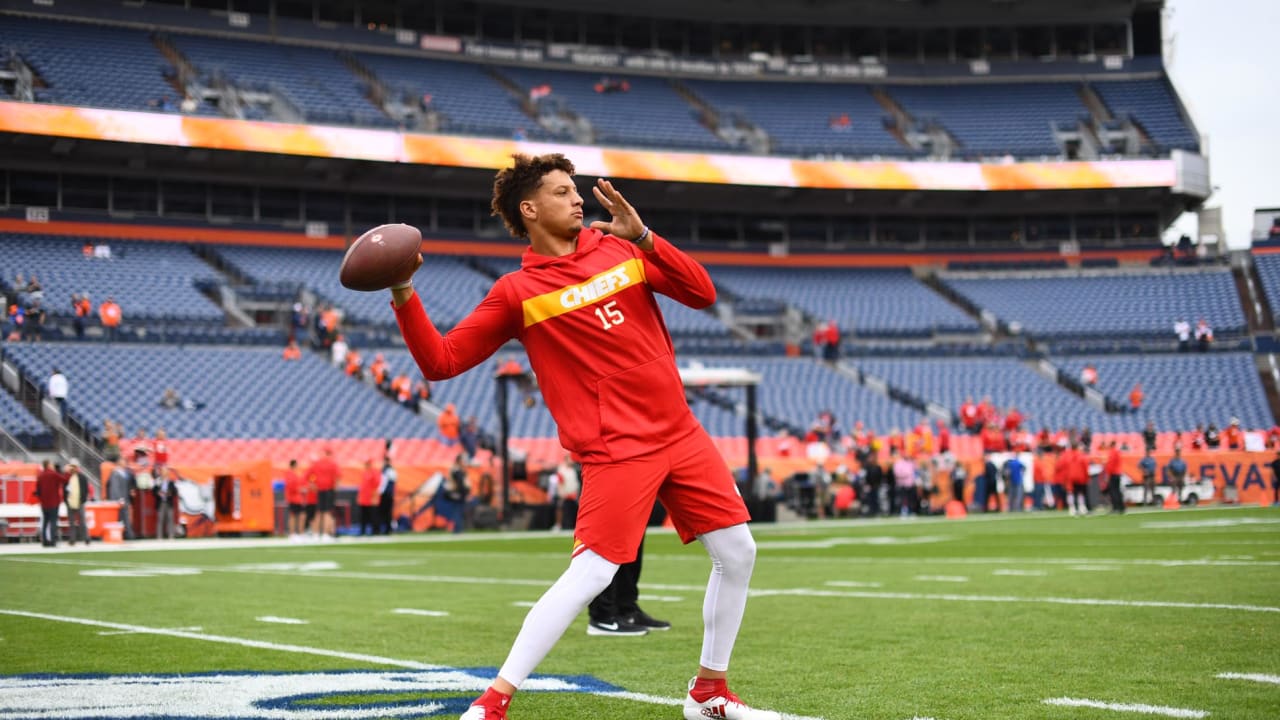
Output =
[{"x1": 0, "y1": 668, "x2": 624, "y2": 719}]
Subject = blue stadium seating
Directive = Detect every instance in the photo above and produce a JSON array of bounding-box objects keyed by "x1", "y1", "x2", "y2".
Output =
[
  {"x1": 683, "y1": 79, "x2": 905, "y2": 158},
  {"x1": 496, "y1": 66, "x2": 729, "y2": 151},
  {"x1": 1252, "y1": 255, "x2": 1280, "y2": 321},
  {"x1": 854, "y1": 357, "x2": 1111, "y2": 432},
  {"x1": 1092, "y1": 79, "x2": 1199, "y2": 153},
  {"x1": 0, "y1": 233, "x2": 223, "y2": 323},
  {"x1": 207, "y1": 246, "x2": 495, "y2": 329},
  {"x1": 887, "y1": 82, "x2": 1087, "y2": 158},
  {"x1": 168, "y1": 33, "x2": 392, "y2": 128},
  {"x1": 688, "y1": 356, "x2": 921, "y2": 434},
  {"x1": 1056, "y1": 354, "x2": 1272, "y2": 432},
  {"x1": 0, "y1": 16, "x2": 190, "y2": 114},
  {"x1": 0, "y1": 343, "x2": 428, "y2": 439},
  {"x1": 353, "y1": 53, "x2": 555, "y2": 140},
  {"x1": 0, "y1": 390, "x2": 51, "y2": 449},
  {"x1": 941, "y1": 270, "x2": 1245, "y2": 338},
  {"x1": 709, "y1": 266, "x2": 979, "y2": 337}
]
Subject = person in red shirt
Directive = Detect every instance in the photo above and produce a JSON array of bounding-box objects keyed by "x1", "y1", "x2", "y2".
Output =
[
  {"x1": 959, "y1": 396, "x2": 979, "y2": 433},
  {"x1": 304, "y1": 448, "x2": 340, "y2": 540},
  {"x1": 1003, "y1": 407, "x2": 1023, "y2": 433},
  {"x1": 356, "y1": 459, "x2": 382, "y2": 536},
  {"x1": 1103, "y1": 441, "x2": 1125, "y2": 514},
  {"x1": 390, "y1": 154, "x2": 773, "y2": 720},
  {"x1": 1065, "y1": 443, "x2": 1092, "y2": 515},
  {"x1": 282, "y1": 459, "x2": 306, "y2": 540},
  {"x1": 33, "y1": 459, "x2": 66, "y2": 547},
  {"x1": 935, "y1": 420, "x2": 951, "y2": 454}
]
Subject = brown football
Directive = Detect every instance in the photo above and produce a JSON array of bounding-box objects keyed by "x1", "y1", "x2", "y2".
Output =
[{"x1": 339, "y1": 223, "x2": 422, "y2": 291}]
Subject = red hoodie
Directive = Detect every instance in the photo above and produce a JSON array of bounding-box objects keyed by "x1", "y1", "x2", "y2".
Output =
[{"x1": 396, "y1": 228, "x2": 714, "y2": 463}]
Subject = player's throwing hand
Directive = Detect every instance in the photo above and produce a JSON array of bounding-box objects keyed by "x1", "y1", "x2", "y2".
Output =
[{"x1": 589, "y1": 179, "x2": 651, "y2": 249}]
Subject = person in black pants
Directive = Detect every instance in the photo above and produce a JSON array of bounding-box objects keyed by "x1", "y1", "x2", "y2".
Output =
[
  {"x1": 1270, "y1": 449, "x2": 1280, "y2": 507},
  {"x1": 587, "y1": 502, "x2": 670, "y2": 636}
]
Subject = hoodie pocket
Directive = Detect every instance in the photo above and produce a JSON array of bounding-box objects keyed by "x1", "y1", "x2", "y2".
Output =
[{"x1": 597, "y1": 355, "x2": 686, "y2": 457}]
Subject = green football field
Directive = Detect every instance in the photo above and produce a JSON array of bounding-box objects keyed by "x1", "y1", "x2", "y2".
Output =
[{"x1": 1, "y1": 506, "x2": 1277, "y2": 720}]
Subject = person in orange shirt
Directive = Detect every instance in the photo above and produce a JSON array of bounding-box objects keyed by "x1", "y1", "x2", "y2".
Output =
[
  {"x1": 356, "y1": 459, "x2": 382, "y2": 536},
  {"x1": 437, "y1": 402, "x2": 461, "y2": 446},
  {"x1": 390, "y1": 373, "x2": 412, "y2": 407},
  {"x1": 1033, "y1": 448, "x2": 1055, "y2": 510},
  {"x1": 1065, "y1": 443, "x2": 1091, "y2": 516},
  {"x1": 344, "y1": 349, "x2": 363, "y2": 379},
  {"x1": 304, "y1": 448, "x2": 340, "y2": 540},
  {"x1": 1129, "y1": 383, "x2": 1144, "y2": 411},
  {"x1": 99, "y1": 296, "x2": 122, "y2": 342},
  {"x1": 282, "y1": 339, "x2": 302, "y2": 361},
  {"x1": 71, "y1": 293, "x2": 92, "y2": 339},
  {"x1": 1223, "y1": 418, "x2": 1244, "y2": 450},
  {"x1": 369, "y1": 353, "x2": 389, "y2": 390}
]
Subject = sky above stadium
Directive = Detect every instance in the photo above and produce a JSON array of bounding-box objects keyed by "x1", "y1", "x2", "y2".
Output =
[{"x1": 1165, "y1": 0, "x2": 1279, "y2": 248}]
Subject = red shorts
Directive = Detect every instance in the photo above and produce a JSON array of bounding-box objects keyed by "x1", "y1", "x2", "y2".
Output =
[{"x1": 572, "y1": 428, "x2": 750, "y2": 564}]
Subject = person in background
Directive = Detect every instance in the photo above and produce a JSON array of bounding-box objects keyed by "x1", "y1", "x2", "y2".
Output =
[
  {"x1": 63, "y1": 460, "x2": 92, "y2": 546},
  {"x1": 1138, "y1": 448, "x2": 1158, "y2": 506},
  {"x1": 378, "y1": 456, "x2": 397, "y2": 535},
  {"x1": 437, "y1": 402, "x2": 461, "y2": 446},
  {"x1": 1223, "y1": 418, "x2": 1244, "y2": 450},
  {"x1": 1129, "y1": 383, "x2": 1144, "y2": 411},
  {"x1": 47, "y1": 367, "x2": 68, "y2": 417},
  {"x1": 33, "y1": 460, "x2": 65, "y2": 547},
  {"x1": 98, "y1": 296, "x2": 122, "y2": 342},
  {"x1": 283, "y1": 459, "x2": 307, "y2": 541},
  {"x1": 282, "y1": 338, "x2": 302, "y2": 360},
  {"x1": 1103, "y1": 441, "x2": 1124, "y2": 514},
  {"x1": 1004, "y1": 453, "x2": 1026, "y2": 512},
  {"x1": 305, "y1": 448, "x2": 340, "y2": 541},
  {"x1": 1167, "y1": 446, "x2": 1188, "y2": 506},
  {"x1": 1174, "y1": 318, "x2": 1191, "y2": 352},
  {"x1": 154, "y1": 467, "x2": 180, "y2": 539},
  {"x1": 357, "y1": 459, "x2": 381, "y2": 536},
  {"x1": 1270, "y1": 448, "x2": 1280, "y2": 507}
]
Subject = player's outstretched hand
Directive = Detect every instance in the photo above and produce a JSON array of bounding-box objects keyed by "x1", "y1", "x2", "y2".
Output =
[{"x1": 589, "y1": 179, "x2": 650, "y2": 249}]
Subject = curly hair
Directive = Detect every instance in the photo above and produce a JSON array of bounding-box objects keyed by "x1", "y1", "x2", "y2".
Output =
[{"x1": 490, "y1": 153, "x2": 576, "y2": 239}]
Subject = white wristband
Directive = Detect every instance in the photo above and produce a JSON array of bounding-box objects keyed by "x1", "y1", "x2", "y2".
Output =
[{"x1": 391, "y1": 279, "x2": 413, "y2": 291}]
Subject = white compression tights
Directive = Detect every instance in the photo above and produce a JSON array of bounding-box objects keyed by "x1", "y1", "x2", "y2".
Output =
[
  {"x1": 697, "y1": 523, "x2": 757, "y2": 671},
  {"x1": 497, "y1": 548, "x2": 618, "y2": 688},
  {"x1": 495, "y1": 523, "x2": 757, "y2": 688}
]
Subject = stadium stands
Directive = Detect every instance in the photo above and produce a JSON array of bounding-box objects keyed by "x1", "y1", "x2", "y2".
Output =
[
  {"x1": 208, "y1": 246, "x2": 496, "y2": 329},
  {"x1": 710, "y1": 266, "x2": 979, "y2": 337},
  {"x1": 496, "y1": 65, "x2": 729, "y2": 151},
  {"x1": 167, "y1": 32, "x2": 391, "y2": 127},
  {"x1": 941, "y1": 269, "x2": 1245, "y2": 338},
  {"x1": 0, "y1": 343, "x2": 428, "y2": 439},
  {"x1": 0, "y1": 391, "x2": 51, "y2": 449},
  {"x1": 1252, "y1": 255, "x2": 1280, "y2": 320},
  {"x1": 682, "y1": 79, "x2": 905, "y2": 157},
  {"x1": 353, "y1": 52, "x2": 555, "y2": 140},
  {"x1": 688, "y1": 356, "x2": 921, "y2": 434},
  {"x1": 1092, "y1": 78, "x2": 1199, "y2": 153},
  {"x1": 887, "y1": 82, "x2": 1086, "y2": 158},
  {"x1": 1055, "y1": 354, "x2": 1272, "y2": 432},
  {"x1": 0, "y1": 233, "x2": 223, "y2": 323},
  {"x1": 854, "y1": 357, "x2": 1111, "y2": 432},
  {"x1": 0, "y1": 15, "x2": 193, "y2": 113}
]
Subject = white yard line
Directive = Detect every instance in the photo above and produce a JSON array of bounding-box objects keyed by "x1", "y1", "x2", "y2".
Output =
[
  {"x1": 255, "y1": 616, "x2": 308, "y2": 625},
  {"x1": 391, "y1": 608, "x2": 450, "y2": 617},
  {"x1": 7, "y1": 557, "x2": 1276, "y2": 615},
  {"x1": 1215, "y1": 672, "x2": 1280, "y2": 685},
  {"x1": 1042, "y1": 697, "x2": 1208, "y2": 718},
  {"x1": 913, "y1": 575, "x2": 970, "y2": 583},
  {"x1": 992, "y1": 569, "x2": 1048, "y2": 576},
  {"x1": 0, "y1": 609, "x2": 442, "y2": 669}
]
